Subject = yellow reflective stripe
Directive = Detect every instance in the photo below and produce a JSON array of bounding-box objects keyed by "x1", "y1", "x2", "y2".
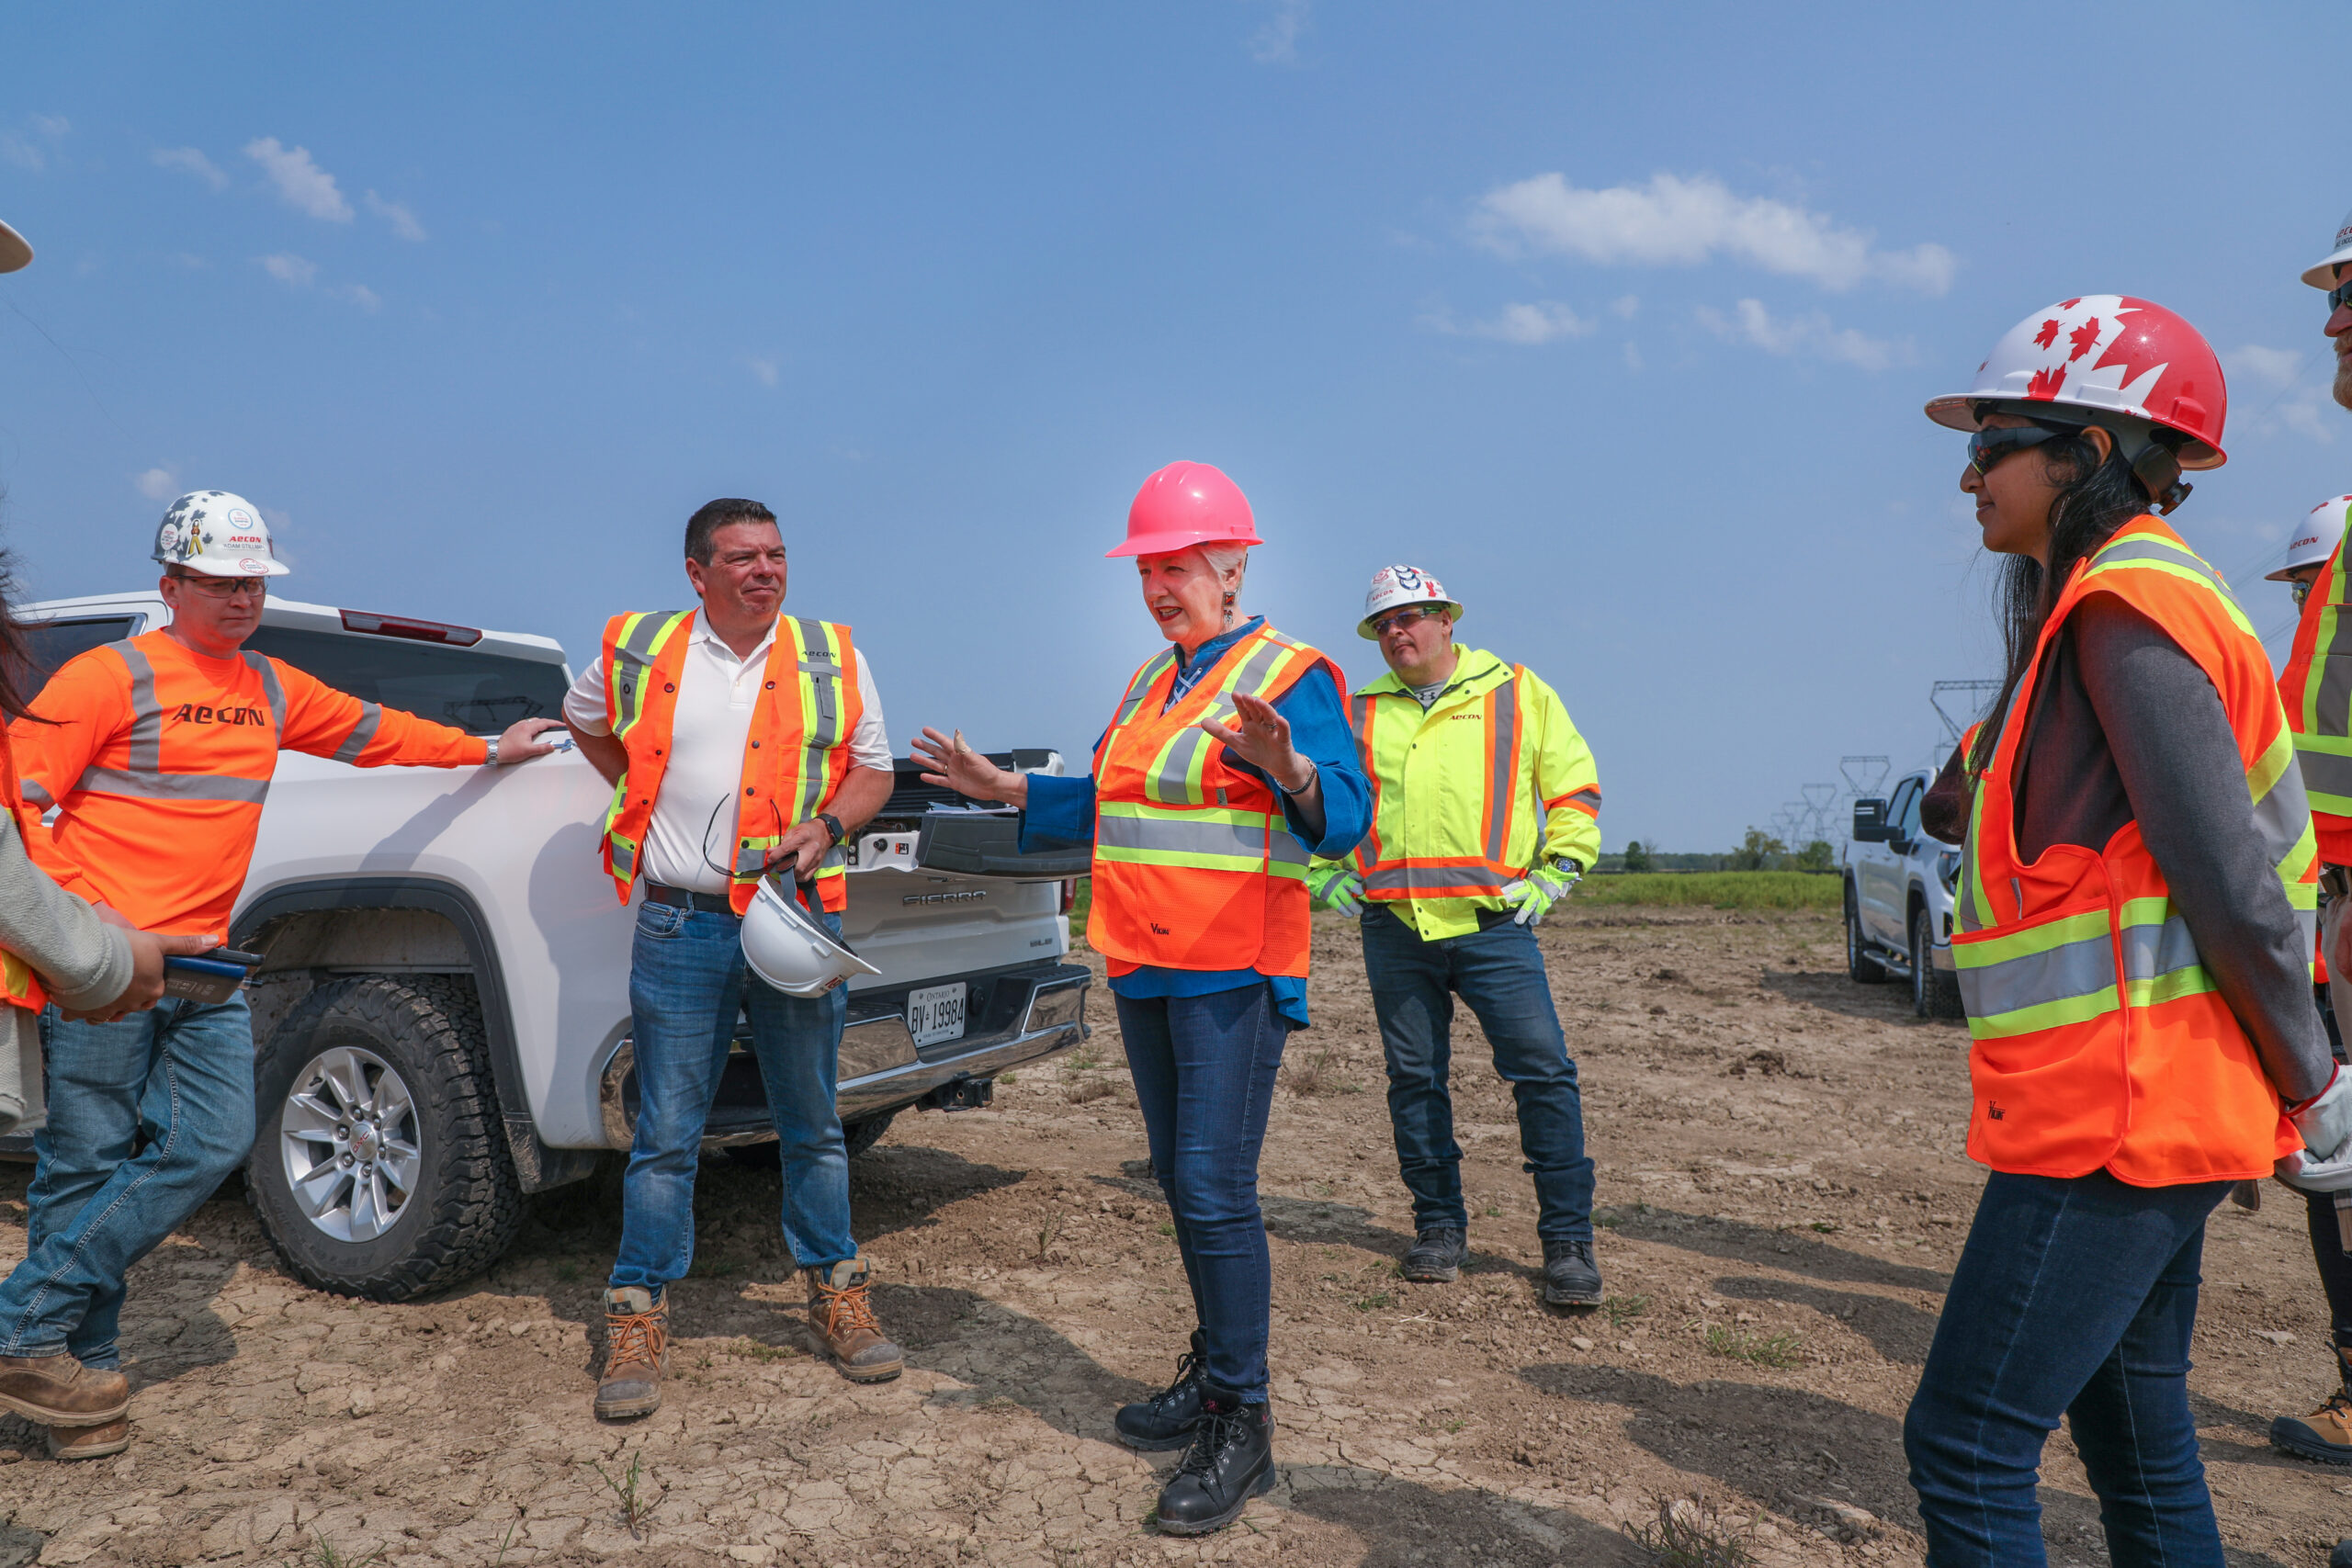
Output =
[
  {"x1": 1966, "y1": 986, "x2": 2123, "y2": 1041},
  {"x1": 2298, "y1": 733, "x2": 2352, "y2": 815},
  {"x1": 1951, "y1": 908, "x2": 2110, "y2": 968},
  {"x1": 2079, "y1": 555, "x2": 2258, "y2": 639},
  {"x1": 1097, "y1": 802, "x2": 1293, "y2": 873},
  {"x1": 610, "y1": 611, "x2": 689, "y2": 739},
  {"x1": 2125, "y1": 968, "x2": 2220, "y2": 1009}
]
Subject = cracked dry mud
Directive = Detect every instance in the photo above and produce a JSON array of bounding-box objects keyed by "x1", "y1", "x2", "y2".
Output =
[{"x1": 5, "y1": 908, "x2": 2350, "y2": 1565}]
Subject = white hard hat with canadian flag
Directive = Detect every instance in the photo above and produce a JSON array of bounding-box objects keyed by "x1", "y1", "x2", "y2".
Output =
[
  {"x1": 152, "y1": 491, "x2": 291, "y2": 578},
  {"x1": 2271, "y1": 495, "x2": 2352, "y2": 581},
  {"x1": 1924, "y1": 295, "x2": 2228, "y2": 471},
  {"x1": 1359, "y1": 564, "x2": 1464, "y2": 640}
]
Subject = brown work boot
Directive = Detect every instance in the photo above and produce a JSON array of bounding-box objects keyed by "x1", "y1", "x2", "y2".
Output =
[
  {"x1": 47, "y1": 1417, "x2": 130, "y2": 1461},
  {"x1": 594, "y1": 1287, "x2": 667, "y2": 1420},
  {"x1": 805, "y1": 1257, "x2": 903, "y2": 1382},
  {"x1": 2274, "y1": 1385, "x2": 2352, "y2": 1463},
  {"x1": 0, "y1": 1354, "x2": 129, "y2": 1427}
]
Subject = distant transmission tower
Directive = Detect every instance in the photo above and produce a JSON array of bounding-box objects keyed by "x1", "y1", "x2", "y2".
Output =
[{"x1": 1931, "y1": 680, "x2": 2001, "y2": 749}]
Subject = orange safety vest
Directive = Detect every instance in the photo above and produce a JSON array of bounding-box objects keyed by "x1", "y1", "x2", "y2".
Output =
[
  {"x1": 2278, "y1": 536, "x2": 2352, "y2": 866},
  {"x1": 597, "y1": 611, "x2": 862, "y2": 916},
  {"x1": 1087, "y1": 625, "x2": 1342, "y2": 977},
  {"x1": 1, "y1": 727, "x2": 47, "y2": 1014},
  {"x1": 1953, "y1": 517, "x2": 2317, "y2": 1183}
]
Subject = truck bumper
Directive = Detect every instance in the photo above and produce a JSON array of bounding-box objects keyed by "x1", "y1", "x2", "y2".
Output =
[{"x1": 597, "y1": 959, "x2": 1091, "y2": 1150}]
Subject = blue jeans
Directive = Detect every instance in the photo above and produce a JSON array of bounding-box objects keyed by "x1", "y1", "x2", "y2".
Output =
[
  {"x1": 610, "y1": 899, "x2": 855, "y2": 1292},
  {"x1": 1361, "y1": 906, "x2": 1594, "y2": 1242},
  {"x1": 1115, "y1": 983, "x2": 1287, "y2": 1403},
  {"x1": 0, "y1": 996, "x2": 255, "y2": 1369},
  {"x1": 1905, "y1": 1169, "x2": 2232, "y2": 1567}
]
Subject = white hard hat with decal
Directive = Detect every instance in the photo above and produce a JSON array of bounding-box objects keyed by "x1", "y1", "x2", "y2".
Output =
[
  {"x1": 2304, "y1": 208, "x2": 2352, "y2": 290},
  {"x1": 741, "y1": 874, "x2": 881, "y2": 997},
  {"x1": 2271, "y1": 494, "x2": 2352, "y2": 581},
  {"x1": 153, "y1": 491, "x2": 290, "y2": 578},
  {"x1": 1358, "y1": 563, "x2": 1464, "y2": 640}
]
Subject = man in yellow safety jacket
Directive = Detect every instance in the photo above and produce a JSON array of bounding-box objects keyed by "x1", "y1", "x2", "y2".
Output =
[{"x1": 1307, "y1": 565, "x2": 1604, "y2": 1306}]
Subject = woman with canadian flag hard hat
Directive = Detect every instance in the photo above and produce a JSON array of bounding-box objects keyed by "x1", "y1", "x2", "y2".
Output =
[
  {"x1": 913, "y1": 460, "x2": 1369, "y2": 1538},
  {"x1": 1901, "y1": 296, "x2": 2348, "y2": 1565}
]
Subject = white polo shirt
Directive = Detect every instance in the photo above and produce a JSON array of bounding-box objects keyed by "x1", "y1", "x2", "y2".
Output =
[{"x1": 565, "y1": 618, "x2": 892, "y2": 895}]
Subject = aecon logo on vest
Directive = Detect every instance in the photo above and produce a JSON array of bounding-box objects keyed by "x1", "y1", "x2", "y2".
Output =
[{"x1": 173, "y1": 703, "x2": 271, "y2": 728}]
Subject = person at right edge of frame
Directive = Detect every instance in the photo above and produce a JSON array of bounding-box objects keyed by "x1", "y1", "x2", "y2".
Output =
[
  {"x1": 910, "y1": 461, "x2": 1370, "y2": 1537},
  {"x1": 1898, "y1": 291, "x2": 2352, "y2": 1568},
  {"x1": 1302, "y1": 564, "x2": 1605, "y2": 1308},
  {"x1": 565, "y1": 498, "x2": 902, "y2": 1422}
]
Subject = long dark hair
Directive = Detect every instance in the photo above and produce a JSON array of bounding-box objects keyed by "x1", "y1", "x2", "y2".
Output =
[
  {"x1": 1965, "y1": 430, "x2": 2157, "y2": 777},
  {"x1": 0, "y1": 548, "x2": 50, "y2": 724}
]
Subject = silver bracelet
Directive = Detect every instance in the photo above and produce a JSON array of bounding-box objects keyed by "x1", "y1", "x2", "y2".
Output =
[
  {"x1": 482, "y1": 736, "x2": 501, "y2": 767},
  {"x1": 1277, "y1": 760, "x2": 1318, "y2": 796}
]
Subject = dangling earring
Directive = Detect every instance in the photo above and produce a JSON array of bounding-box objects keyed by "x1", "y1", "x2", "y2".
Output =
[{"x1": 1223, "y1": 590, "x2": 1236, "y2": 628}]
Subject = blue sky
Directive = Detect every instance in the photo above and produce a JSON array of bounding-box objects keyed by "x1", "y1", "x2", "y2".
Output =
[{"x1": 2, "y1": 3, "x2": 2346, "y2": 852}]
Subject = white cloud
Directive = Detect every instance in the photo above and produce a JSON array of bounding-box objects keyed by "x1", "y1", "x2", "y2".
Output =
[
  {"x1": 746, "y1": 355, "x2": 779, "y2": 388},
  {"x1": 1475, "y1": 172, "x2": 1955, "y2": 295},
  {"x1": 153, "y1": 146, "x2": 228, "y2": 189},
  {"x1": 261, "y1": 253, "x2": 319, "y2": 287},
  {"x1": 28, "y1": 115, "x2": 67, "y2": 139},
  {"x1": 1623, "y1": 342, "x2": 1644, "y2": 372},
  {"x1": 365, "y1": 190, "x2": 426, "y2": 242},
  {"x1": 1248, "y1": 0, "x2": 1309, "y2": 63},
  {"x1": 133, "y1": 467, "x2": 180, "y2": 502},
  {"x1": 2226, "y1": 344, "x2": 2335, "y2": 445},
  {"x1": 341, "y1": 283, "x2": 381, "y2": 311},
  {"x1": 244, "y1": 137, "x2": 353, "y2": 222},
  {"x1": 2, "y1": 114, "x2": 68, "y2": 174},
  {"x1": 1698, "y1": 298, "x2": 1907, "y2": 371},
  {"x1": 1611, "y1": 294, "x2": 1640, "y2": 320},
  {"x1": 1419, "y1": 300, "x2": 1595, "y2": 345}
]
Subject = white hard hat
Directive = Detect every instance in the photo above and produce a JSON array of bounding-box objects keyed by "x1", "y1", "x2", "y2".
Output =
[
  {"x1": 0, "y1": 219, "x2": 29, "y2": 275},
  {"x1": 153, "y1": 491, "x2": 290, "y2": 578},
  {"x1": 741, "y1": 874, "x2": 880, "y2": 997},
  {"x1": 2271, "y1": 495, "x2": 2352, "y2": 581},
  {"x1": 2304, "y1": 207, "x2": 2352, "y2": 290},
  {"x1": 1358, "y1": 563, "x2": 1464, "y2": 641}
]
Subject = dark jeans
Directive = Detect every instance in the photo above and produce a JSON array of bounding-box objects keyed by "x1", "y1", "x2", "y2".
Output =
[
  {"x1": 0, "y1": 997, "x2": 254, "y2": 1368},
  {"x1": 2302, "y1": 1186, "x2": 2352, "y2": 1382},
  {"x1": 611, "y1": 899, "x2": 854, "y2": 1293},
  {"x1": 1904, "y1": 1169, "x2": 2232, "y2": 1568},
  {"x1": 1361, "y1": 905, "x2": 1594, "y2": 1241},
  {"x1": 1115, "y1": 983, "x2": 1287, "y2": 1403}
]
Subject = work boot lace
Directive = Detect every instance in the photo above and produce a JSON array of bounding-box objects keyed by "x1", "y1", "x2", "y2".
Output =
[
  {"x1": 1176, "y1": 1403, "x2": 1250, "y2": 1477},
  {"x1": 1147, "y1": 1347, "x2": 1203, "y2": 1411},
  {"x1": 815, "y1": 1277, "x2": 883, "y2": 1340},
  {"x1": 605, "y1": 1306, "x2": 665, "y2": 1371}
]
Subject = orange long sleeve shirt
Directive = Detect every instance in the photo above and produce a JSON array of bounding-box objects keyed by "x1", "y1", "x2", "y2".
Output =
[{"x1": 11, "y1": 631, "x2": 487, "y2": 936}]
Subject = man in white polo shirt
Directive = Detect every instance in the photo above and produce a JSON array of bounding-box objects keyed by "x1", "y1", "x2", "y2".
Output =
[{"x1": 565, "y1": 498, "x2": 899, "y2": 1420}]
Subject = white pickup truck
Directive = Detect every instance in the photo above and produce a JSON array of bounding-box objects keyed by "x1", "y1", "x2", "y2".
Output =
[
  {"x1": 13, "y1": 589, "x2": 1092, "y2": 1301},
  {"x1": 1843, "y1": 768, "x2": 1964, "y2": 1020}
]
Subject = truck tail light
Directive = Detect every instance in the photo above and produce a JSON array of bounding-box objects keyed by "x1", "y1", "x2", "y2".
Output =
[
  {"x1": 339, "y1": 609, "x2": 484, "y2": 647},
  {"x1": 1059, "y1": 879, "x2": 1077, "y2": 914}
]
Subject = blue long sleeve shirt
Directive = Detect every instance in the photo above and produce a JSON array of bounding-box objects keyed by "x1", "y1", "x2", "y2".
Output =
[{"x1": 1020, "y1": 617, "x2": 1371, "y2": 1028}]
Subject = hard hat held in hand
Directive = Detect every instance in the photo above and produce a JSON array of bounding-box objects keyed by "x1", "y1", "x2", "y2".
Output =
[
  {"x1": 2270, "y1": 495, "x2": 2352, "y2": 581},
  {"x1": 1359, "y1": 563, "x2": 1464, "y2": 640},
  {"x1": 153, "y1": 491, "x2": 290, "y2": 578},
  {"x1": 1106, "y1": 461, "x2": 1263, "y2": 558},
  {"x1": 741, "y1": 874, "x2": 881, "y2": 997},
  {"x1": 1924, "y1": 295, "x2": 2227, "y2": 470}
]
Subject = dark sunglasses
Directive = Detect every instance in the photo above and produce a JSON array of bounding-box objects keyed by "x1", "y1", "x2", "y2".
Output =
[
  {"x1": 1371, "y1": 605, "x2": 1444, "y2": 637},
  {"x1": 2330, "y1": 278, "x2": 2352, "y2": 313},
  {"x1": 1967, "y1": 422, "x2": 2081, "y2": 476}
]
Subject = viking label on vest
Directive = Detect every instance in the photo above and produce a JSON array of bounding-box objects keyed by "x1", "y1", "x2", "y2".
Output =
[
  {"x1": 1151, "y1": 922, "x2": 1170, "y2": 936},
  {"x1": 1987, "y1": 1101, "x2": 2005, "y2": 1121},
  {"x1": 172, "y1": 703, "x2": 271, "y2": 727}
]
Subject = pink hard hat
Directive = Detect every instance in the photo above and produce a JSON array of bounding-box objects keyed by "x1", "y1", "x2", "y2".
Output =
[{"x1": 1105, "y1": 460, "x2": 1264, "y2": 558}]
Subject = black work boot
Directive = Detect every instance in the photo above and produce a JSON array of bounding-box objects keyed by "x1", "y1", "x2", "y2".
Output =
[
  {"x1": 1542, "y1": 1236, "x2": 1603, "y2": 1307},
  {"x1": 1400, "y1": 1226, "x2": 1467, "y2": 1283},
  {"x1": 1155, "y1": 1388, "x2": 1275, "y2": 1536},
  {"x1": 1115, "y1": 1328, "x2": 1204, "y2": 1451}
]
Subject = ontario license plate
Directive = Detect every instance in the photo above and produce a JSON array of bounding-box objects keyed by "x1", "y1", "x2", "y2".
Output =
[{"x1": 906, "y1": 983, "x2": 967, "y2": 1048}]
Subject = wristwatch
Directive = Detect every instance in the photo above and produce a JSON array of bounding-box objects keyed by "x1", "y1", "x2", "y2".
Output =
[
  {"x1": 481, "y1": 737, "x2": 501, "y2": 767},
  {"x1": 816, "y1": 812, "x2": 846, "y2": 846}
]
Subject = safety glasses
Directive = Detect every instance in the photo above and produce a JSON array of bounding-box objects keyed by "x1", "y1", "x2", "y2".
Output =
[
  {"x1": 1967, "y1": 423, "x2": 2079, "y2": 477},
  {"x1": 2330, "y1": 277, "x2": 2352, "y2": 314},
  {"x1": 1371, "y1": 606, "x2": 1442, "y2": 637},
  {"x1": 172, "y1": 575, "x2": 267, "y2": 599}
]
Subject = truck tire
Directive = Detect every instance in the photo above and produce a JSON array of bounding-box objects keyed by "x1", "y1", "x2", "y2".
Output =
[
  {"x1": 1846, "y1": 882, "x2": 1889, "y2": 984},
  {"x1": 720, "y1": 1109, "x2": 898, "y2": 1168},
  {"x1": 1912, "y1": 907, "x2": 1965, "y2": 1021},
  {"x1": 246, "y1": 975, "x2": 524, "y2": 1302}
]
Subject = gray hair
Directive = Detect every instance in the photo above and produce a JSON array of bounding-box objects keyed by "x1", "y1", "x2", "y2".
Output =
[{"x1": 1198, "y1": 543, "x2": 1249, "y2": 590}]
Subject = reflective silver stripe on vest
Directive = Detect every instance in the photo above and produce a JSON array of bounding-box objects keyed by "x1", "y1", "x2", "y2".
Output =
[
  {"x1": 1150, "y1": 637, "x2": 1297, "y2": 800},
  {"x1": 2089, "y1": 537, "x2": 2242, "y2": 609},
  {"x1": 18, "y1": 779, "x2": 51, "y2": 807},
  {"x1": 2318, "y1": 651, "x2": 2352, "y2": 741},
  {"x1": 1561, "y1": 786, "x2": 1601, "y2": 812},
  {"x1": 611, "y1": 837, "x2": 637, "y2": 875},
  {"x1": 71, "y1": 765, "x2": 270, "y2": 804},
  {"x1": 1097, "y1": 810, "x2": 1296, "y2": 866},
  {"x1": 2253, "y1": 752, "x2": 2315, "y2": 865},
  {"x1": 113, "y1": 641, "x2": 164, "y2": 773},
  {"x1": 331, "y1": 701, "x2": 383, "y2": 764},
  {"x1": 1484, "y1": 671, "x2": 1521, "y2": 864},
  {"x1": 610, "y1": 612, "x2": 679, "y2": 733},
  {"x1": 1954, "y1": 930, "x2": 2118, "y2": 1021},
  {"x1": 243, "y1": 651, "x2": 288, "y2": 734},
  {"x1": 1114, "y1": 650, "x2": 1179, "y2": 730},
  {"x1": 2120, "y1": 912, "x2": 2200, "y2": 984},
  {"x1": 793, "y1": 618, "x2": 845, "y2": 824},
  {"x1": 1363, "y1": 864, "x2": 1514, "y2": 895},
  {"x1": 2296, "y1": 742, "x2": 2352, "y2": 802}
]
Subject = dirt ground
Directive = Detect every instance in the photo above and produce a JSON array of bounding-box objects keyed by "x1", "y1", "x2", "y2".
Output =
[{"x1": 6, "y1": 906, "x2": 2352, "y2": 1566}]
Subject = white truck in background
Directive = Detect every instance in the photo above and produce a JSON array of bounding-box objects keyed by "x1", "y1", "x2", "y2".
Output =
[
  {"x1": 1843, "y1": 768, "x2": 1963, "y2": 1020},
  {"x1": 13, "y1": 590, "x2": 1092, "y2": 1301}
]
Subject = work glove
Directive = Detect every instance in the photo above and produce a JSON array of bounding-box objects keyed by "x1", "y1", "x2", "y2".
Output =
[
  {"x1": 2291, "y1": 1066, "x2": 2352, "y2": 1167},
  {"x1": 1306, "y1": 863, "x2": 1364, "y2": 916},
  {"x1": 1500, "y1": 862, "x2": 1580, "y2": 927},
  {"x1": 2277, "y1": 1147, "x2": 2352, "y2": 1194}
]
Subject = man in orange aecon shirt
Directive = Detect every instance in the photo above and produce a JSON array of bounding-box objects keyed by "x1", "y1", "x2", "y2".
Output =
[{"x1": 0, "y1": 491, "x2": 560, "y2": 1460}]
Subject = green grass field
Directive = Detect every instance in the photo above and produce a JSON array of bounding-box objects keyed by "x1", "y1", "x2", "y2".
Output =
[{"x1": 1572, "y1": 871, "x2": 1840, "y2": 909}]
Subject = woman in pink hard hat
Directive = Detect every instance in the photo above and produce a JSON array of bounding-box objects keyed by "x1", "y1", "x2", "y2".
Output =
[
  {"x1": 1904, "y1": 297, "x2": 2346, "y2": 1566},
  {"x1": 914, "y1": 461, "x2": 1368, "y2": 1537}
]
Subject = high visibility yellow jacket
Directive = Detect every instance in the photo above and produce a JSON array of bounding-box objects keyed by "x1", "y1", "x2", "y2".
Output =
[{"x1": 1317, "y1": 647, "x2": 1600, "y2": 941}]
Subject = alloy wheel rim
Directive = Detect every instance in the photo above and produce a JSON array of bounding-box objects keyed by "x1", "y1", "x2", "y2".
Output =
[{"x1": 278, "y1": 1043, "x2": 421, "y2": 1242}]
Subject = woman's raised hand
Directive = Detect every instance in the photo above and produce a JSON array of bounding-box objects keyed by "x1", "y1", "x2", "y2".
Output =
[
  {"x1": 912, "y1": 727, "x2": 1029, "y2": 808},
  {"x1": 1199, "y1": 691, "x2": 1314, "y2": 794}
]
